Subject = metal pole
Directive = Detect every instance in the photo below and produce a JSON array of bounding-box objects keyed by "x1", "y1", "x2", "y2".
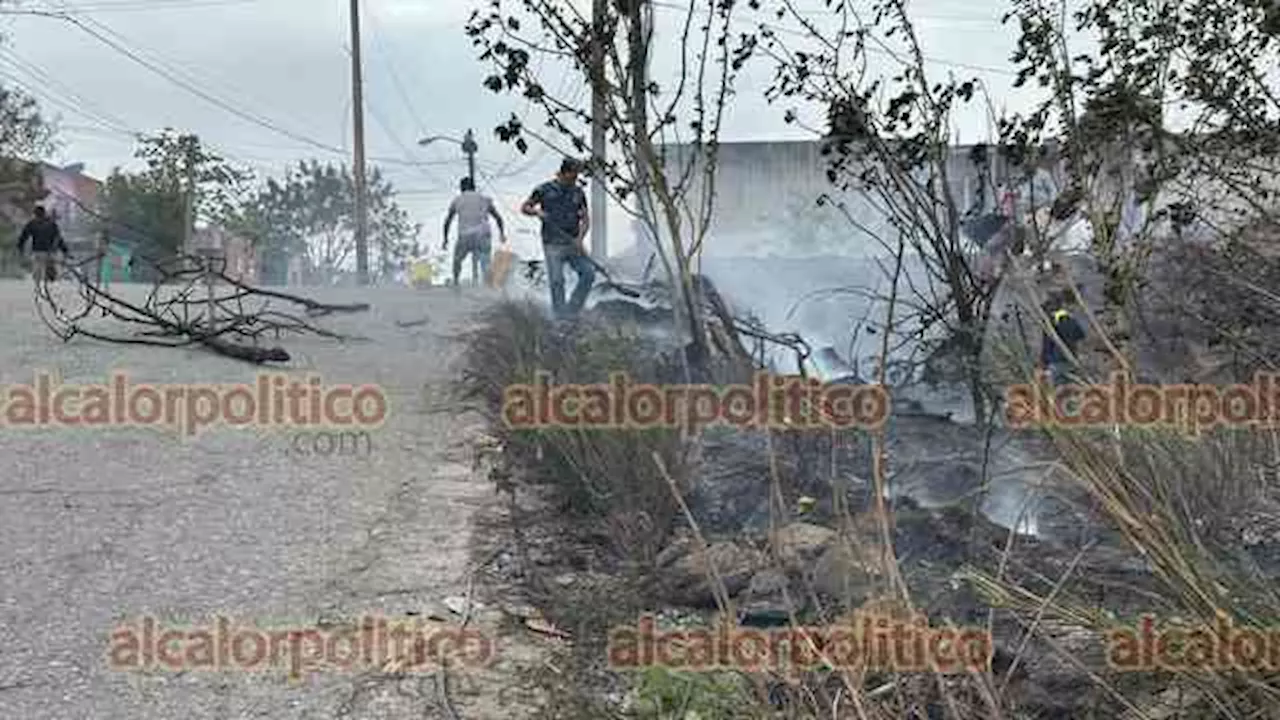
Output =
[
  {"x1": 350, "y1": 0, "x2": 369, "y2": 285},
  {"x1": 462, "y1": 129, "x2": 480, "y2": 285},
  {"x1": 462, "y1": 129, "x2": 478, "y2": 186},
  {"x1": 590, "y1": 0, "x2": 609, "y2": 259}
]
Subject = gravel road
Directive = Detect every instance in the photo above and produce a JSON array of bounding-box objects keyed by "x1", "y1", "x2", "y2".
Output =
[{"x1": 0, "y1": 279, "x2": 537, "y2": 719}]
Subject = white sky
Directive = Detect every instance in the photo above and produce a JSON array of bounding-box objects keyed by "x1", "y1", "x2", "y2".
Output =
[{"x1": 0, "y1": 0, "x2": 1039, "y2": 257}]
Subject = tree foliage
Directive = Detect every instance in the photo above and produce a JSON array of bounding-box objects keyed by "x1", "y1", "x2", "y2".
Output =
[
  {"x1": 466, "y1": 0, "x2": 758, "y2": 369},
  {"x1": 234, "y1": 160, "x2": 418, "y2": 283},
  {"x1": 1001, "y1": 0, "x2": 1280, "y2": 367},
  {"x1": 747, "y1": 0, "x2": 1280, "y2": 408},
  {"x1": 0, "y1": 82, "x2": 59, "y2": 276},
  {"x1": 102, "y1": 129, "x2": 249, "y2": 261},
  {"x1": 750, "y1": 0, "x2": 999, "y2": 422},
  {"x1": 0, "y1": 84, "x2": 58, "y2": 162}
]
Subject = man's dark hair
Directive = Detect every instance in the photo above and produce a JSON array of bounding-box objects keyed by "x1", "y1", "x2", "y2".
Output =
[
  {"x1": 459, "y1": 177, "x2": 476, "y2": 192},
  {"x1": 33, "y1": 205, "x2": 46, "y2": 218},
  {"x1": 559, "y1": 157, "x2": 583, "y2": 175}
]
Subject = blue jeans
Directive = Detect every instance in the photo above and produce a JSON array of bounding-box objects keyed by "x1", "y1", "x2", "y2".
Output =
[
  {"x1": 543, "y1": 243, "x2": 595, "y2": 317},
  {"x1": 1046, "y1": 361, "x2": 1073, "y2": 387}
]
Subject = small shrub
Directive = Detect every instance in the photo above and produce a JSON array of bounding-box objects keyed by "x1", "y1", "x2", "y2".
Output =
[
  {"x1": 625, "y1": 667, "x2": 757, "y2": 720},
  {"x1": 457, "y1": 300, "x2": 692, "y2": 566}
]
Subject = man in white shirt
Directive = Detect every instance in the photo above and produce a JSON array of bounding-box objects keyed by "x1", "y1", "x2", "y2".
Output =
[{"x1": 442, "y1": 177, "x2": 506, "y2": 288}]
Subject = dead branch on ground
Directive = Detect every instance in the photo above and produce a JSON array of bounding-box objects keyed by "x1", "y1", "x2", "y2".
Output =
[{"x1": 35, "y1": 251, "x2": 369, "y2": 364}]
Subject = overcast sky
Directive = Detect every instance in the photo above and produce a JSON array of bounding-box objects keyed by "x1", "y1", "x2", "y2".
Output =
[{"x1": 0, "y1": 0, "x2": 1033, "y2": 256}]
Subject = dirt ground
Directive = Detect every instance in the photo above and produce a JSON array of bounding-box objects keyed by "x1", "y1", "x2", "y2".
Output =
[{"x1": 0, "y1": 278, "x2": 553, "y2": 719}]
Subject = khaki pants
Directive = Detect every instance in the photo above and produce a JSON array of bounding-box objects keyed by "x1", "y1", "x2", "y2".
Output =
[{"x1": 30, "y1": 252, "x2": 55, "y2": 283}]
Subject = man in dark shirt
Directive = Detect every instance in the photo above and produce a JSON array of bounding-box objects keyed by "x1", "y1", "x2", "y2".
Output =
[
  {"x1": 1040, "y1": 294, "x2": 1086, "y2": 385},
  {"x1": 16, "y1": 206, "x2": 68, "y2": 285},
  {"x1": 521, "y1": 158, "x2": 594, "y2": 318}
]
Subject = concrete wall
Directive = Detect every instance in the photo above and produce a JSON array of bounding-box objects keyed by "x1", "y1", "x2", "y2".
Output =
[{"x1": 644, "y1": 139, "x2": 1015, "y2": 258}]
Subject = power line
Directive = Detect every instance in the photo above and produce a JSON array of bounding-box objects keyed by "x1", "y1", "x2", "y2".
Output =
[
  {"x1": 61, "y1": 1, "x2": 341, "y2": 148},
  {"x1": 337, "y1": 42, "x2": 446, "y2": 191},
  {"x1": 54, "y1": 124, "x2": 328, "y2": 173},
  {"x1": 371, "y1": 5, "x2": 567, "y2": 190},
  {"x1": 38, "y1": 0, "x2": 264, "y2": 12},
  {"x1": 364, "y1": 6, "x2": 432, "y2": 145},
  {"x1": 0, "y1": 45, "x2": 317, "y2": 175},
  {"x1": 647, "y1": 0, "x2": 1017, "y2": 77},
  {"x1": 0, "y1": 6, "x2": 450, "y2": 169},
  {"x1": 0, "y1": 47, "x2": 137, "y2": 136},
  {"x1": 30, "y1": 0, "x2": 364, "y2": 171},
  {"x1": 2, "y1": 8, "x2": 354, "y2": 152}
]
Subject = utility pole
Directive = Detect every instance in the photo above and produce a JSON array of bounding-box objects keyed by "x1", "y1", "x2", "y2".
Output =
[
  {"x1": 589, "y1": 0, "x2": 609, "y2": 259},
  {"x1": 182, "y1": 136, "x2": 196, "y2": 256},
  {"x1": 462, "y1": 129, "x2": 478, "y2": 187},
  {"x1": 461, "y1": 129, "x2": 481, "y2": 285},
  {"x1": 180, "y1": 137, "x2": 217, "y2": 325},
  {"x1": 349, "y1": 0, "x2": 369, "y2": 285}
]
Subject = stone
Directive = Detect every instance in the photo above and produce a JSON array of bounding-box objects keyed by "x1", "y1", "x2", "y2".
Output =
[
  {"x1": 442, "y1": 596, "x2": 471, "y2": 615},
  {"x1": 771, "y1": 522, "x2": 837, "y2": 570},
  {"x1": 808, "y1": 540, "x2": 874, "y2": 605},
  {"x1": 654, "y1": 532, "x2": 695, "y2": 568},
  {"x1": 737, "y1": 568, "x2": 797, "y2": 628},
  {"x1": 661, "y1": 540, "x2": 761, "y2": 608},
  {"x1": 500, "y1": 602, "x2": 540, "y2": 620}
]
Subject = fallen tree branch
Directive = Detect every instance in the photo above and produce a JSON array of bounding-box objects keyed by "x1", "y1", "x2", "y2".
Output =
[{"x1": 35, "y1": 251, "x2": 368, "y2": 364}]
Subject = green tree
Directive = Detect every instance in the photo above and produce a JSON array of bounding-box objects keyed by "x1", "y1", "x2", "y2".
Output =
[
  {"x1": 0, "y1": 85, "x2": 57, "y2": 160},
  {"x1": 234, "y1": 160, "x2": 418, "y2": 284},
  {"x1": 102, "y1": 129, "x2": 249, "y2": 264},
  {"x1": 0, "y1": 83, "x2": 59, "y2": 276},
  {"x1": 227, "y1": 175, "x2": 309, "y2": 285}
]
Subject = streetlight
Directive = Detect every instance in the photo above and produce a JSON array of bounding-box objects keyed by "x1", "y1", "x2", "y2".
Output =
[
  {"x1": 418, "y1": 129, "x2": 477, "y2": 185},
  {"x1": 421, "y1": 130, "x2": 484, "y2": 287}
]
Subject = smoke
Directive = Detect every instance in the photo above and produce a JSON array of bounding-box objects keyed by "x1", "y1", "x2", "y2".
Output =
[{"x1": 698, "y1": 253, "x2": 930, "y2": 373}]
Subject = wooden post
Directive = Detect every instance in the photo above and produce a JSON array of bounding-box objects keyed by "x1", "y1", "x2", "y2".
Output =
[{"x1": 350, "y1": 0, "x2": 369, "y2": 285}]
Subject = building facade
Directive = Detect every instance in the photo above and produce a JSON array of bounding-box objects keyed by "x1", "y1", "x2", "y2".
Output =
[
  {"x1": 38, "y1": 162, "x2": 103, "y2": 252},
  {"x1": 0, "y1": 161, "x2": 104, "y2": 249}
]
